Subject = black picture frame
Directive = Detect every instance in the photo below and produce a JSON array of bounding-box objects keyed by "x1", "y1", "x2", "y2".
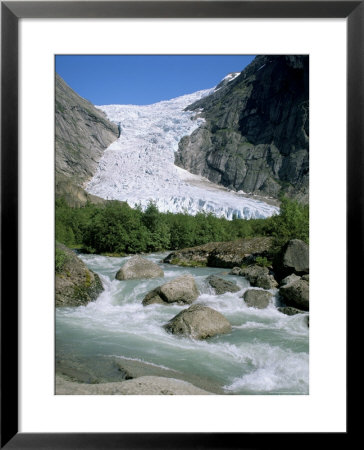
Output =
[{"x1": 1, "y1": 1, "x2": 357, "y2": 448}]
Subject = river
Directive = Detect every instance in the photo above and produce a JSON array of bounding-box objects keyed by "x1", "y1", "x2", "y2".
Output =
[{"x1": 56, "y1": 252, "x2": 309, "y2": 395}]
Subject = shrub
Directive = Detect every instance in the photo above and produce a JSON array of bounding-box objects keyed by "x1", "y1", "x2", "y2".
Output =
[
  {"x1": 255, "y1": 256, "x2": 272, "y2": 268},
  {"x1": 55, "y1": 248, "x2": 68, "y2": 273}
]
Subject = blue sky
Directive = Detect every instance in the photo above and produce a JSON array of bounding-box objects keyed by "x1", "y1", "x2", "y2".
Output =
[{"x1": 55, "y1": 55, "x2": 256, "y2": 105}]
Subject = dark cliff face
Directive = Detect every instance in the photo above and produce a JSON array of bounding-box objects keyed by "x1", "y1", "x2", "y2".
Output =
[
  {"x1": 175, "y1": 55, "x2": 309, "y2": 202},
  {"x1": 55, "y1": 74, "x2": 119, "y2": 205}
]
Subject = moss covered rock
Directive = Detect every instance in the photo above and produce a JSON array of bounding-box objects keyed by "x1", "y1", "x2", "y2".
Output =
[{"x1": 55, "y1": 243, "x2": 103, "y2": 307}]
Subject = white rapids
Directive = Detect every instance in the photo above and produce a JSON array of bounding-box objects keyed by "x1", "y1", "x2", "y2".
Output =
[{"x1": 85, "y1": 84, "x2": 279, "y2": 220}]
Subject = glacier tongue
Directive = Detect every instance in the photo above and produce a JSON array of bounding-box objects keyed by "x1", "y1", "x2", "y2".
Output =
[{"x1": 85, "y1": 88, "x2": 279, "y2": 220}]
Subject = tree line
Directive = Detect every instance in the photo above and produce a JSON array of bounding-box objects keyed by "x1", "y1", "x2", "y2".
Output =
[{"x1": 55, "y1": 197, "x2": 309, "y2": 255}]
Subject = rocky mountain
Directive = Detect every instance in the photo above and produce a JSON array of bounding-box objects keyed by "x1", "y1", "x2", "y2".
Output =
[
  {"x1": 55, "y1": 74, "x2": 119, "y2": 205},
  {"x1": 175, "y1": 55, "x2": 309, "y2": 202}
]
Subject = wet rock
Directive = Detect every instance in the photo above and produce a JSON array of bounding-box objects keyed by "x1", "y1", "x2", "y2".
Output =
[
  {"x1": 277, "y1": 306, "x2": 305, "y2": 316},
  {"x1": 142, "y1": 274, "x2": 199, "y2": 306},
  {"x1": 242, "y1": 289, "x2": 273, "y2": 309},
  {"x1": 116, "y1": 255, "x2": 164, "y2": 280},
  {"x1": 240, "y1": 265, "x2": 278, "y2": 289},
  {"x1": 230, "y1": 267, "x2": 243, "y2": 276},
  {"x1": 164, "y1": 304, "x2": 231, "y2": 340},
  {"x1": 279, "y1": 279, "x2": 309, "y2": 311},
  {"x1": 207, "y1": 275, "x2": 240, "y2": 295}
]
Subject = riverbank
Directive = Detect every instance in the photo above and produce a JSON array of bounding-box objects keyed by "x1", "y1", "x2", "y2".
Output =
[
  {"x1": 56, "y1": 353, "x2": 224, "y2": 394},
  {"x1": 56, "y1": 375, "x2": 213, "y2": 395}
]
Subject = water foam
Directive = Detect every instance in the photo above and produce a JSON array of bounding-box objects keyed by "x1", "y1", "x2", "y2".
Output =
[{"x1": 57, "y1": 253, "x2": 309, "y2": 394}]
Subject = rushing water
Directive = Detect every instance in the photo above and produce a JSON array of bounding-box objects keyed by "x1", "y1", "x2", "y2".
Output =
[{"x1": 56, "y1": 253, "x2": 309, "y2": 395}]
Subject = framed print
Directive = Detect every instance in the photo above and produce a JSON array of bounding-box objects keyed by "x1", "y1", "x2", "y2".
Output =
[{"x1": 1, "y1": 1, "x2": 358, "y2": 447}]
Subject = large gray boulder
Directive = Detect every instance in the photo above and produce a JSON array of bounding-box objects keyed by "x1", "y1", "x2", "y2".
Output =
[
  {"x1": 279, "y1": 279, "x2": 309, "y2": 311},
  {"x1": 164, "y1": 304, "x2": 231, "y2": 340},
  {"x1": 240, "y1": 265, "x2": 278, "y2": 290},
  {"x1": 242, "y1": 289, "x2": 273, "y2": 309},
  {"x1": 274, "y1": 239, "x2": 309, "y2": 279},
  {"x1": 116, "y1": 255, "x2": 164, "y2": 280},
  {"x1": 207, "y1": 275, "x2": 240, "y2": 295},
  {"x1": 142, "y1": 274, "x2": 199, "y2": 306},
  {"x1": 55, "y1": 243, "x2": 103, "y2": 307}
]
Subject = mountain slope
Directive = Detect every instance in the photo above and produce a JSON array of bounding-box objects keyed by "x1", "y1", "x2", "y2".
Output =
[
  {"x1": 175, "y1": 55, "x2": 309, "y2": 202},
  {"x1": 55, "y1": 74, "x2": 119, "y2": 205}
]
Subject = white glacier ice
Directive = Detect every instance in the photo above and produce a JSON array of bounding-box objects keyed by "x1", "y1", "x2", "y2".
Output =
[{"x1": 85, "y1": 85, "x2": 279, "y2": 220}]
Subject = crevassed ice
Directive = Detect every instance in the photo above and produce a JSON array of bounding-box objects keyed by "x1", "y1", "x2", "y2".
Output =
[{"x1": 85, "y1": 86, "x2": 279, "y2": 219}]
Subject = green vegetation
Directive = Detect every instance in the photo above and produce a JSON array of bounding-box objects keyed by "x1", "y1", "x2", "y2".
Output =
[
  {"x1": 266, "y1": 197, "x2": 309, "y2": 247},
  {"x1": 55, "y1": 196, "x2": 308, "y2": 254},
  {"x1": 55, "y1": 247, "x2": 68, "y2": 273},
  {"x1": 170, "y1": 258, "x2": 207, "y2": 268},
  {"x1": 255, "y1": 256, "x2": 272, "y2": 268}
]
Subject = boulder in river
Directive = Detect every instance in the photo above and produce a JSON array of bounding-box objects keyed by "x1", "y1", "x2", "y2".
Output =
[
  {"x1": 206, "y1": 275, "x2": 240, "y2": 295},
  {"x1": 274, "y1": 239, "x2": 309, "y2": 279},
  {"x1": 115, "y1": 255, "x2": 164, "y2": 280},
  {"x1": 279, "y1": 279, "x2": 309, "y2": 311},
  {"x1": 240, "y1": 265, "x2": 278, "y2": 290},
  {"x1": 277, "y1": 306, "x2": 305, "y2": 316},
  {"x1": 242, "y1": 289, "x2": 273, "y2": 309},
  {"x1": 55, "y1": 243, "x2": 103, "y2": 307},
  {"x1": 142, "y1": 274, "x2": 199, "y2": 306},
  {"x1": 164, "y1": 304, "x2": 232, "y2": 340},
  {"x1": 230, "y1": 267, "x2": 243, "y2": 276}
]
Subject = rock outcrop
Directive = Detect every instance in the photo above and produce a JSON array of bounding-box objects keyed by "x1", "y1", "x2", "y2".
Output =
[
  {"x1": 175, "y1": 55, "x2": 309, "y2": 202},
  {"x1": 142, "y1": 275, "x2": 199, "y2": 306},
  {"x1": 55, "y1": 73, "x2": 119, "y2": 205},
  {"x1": 115, "y1": 255, "x2": 164, "y2": 280},
  {"x1": 55, "y1": 243, "x2": 103, "y2": 307},
  {"x1": 242, "y1": 289, "x2": 272, "y2": 309},
  {"x1": 164, "y1": 236, "x2": 274, "y2": 268},
  {"x1": 206, "y1": 275, "x2": 240, "y2": 294},
  {"x1": 164, "y1": 304, "x2": 231, "y2": 340}
]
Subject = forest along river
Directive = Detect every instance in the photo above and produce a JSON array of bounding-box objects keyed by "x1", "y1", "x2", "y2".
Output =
[{"x1": 56, "y1": 253, "x2": 309, "y2": 395}]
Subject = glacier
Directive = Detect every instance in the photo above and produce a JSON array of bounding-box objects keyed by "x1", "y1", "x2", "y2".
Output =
[{"x1": 85, "y1": 84, "x2": 279, "y2": 220}]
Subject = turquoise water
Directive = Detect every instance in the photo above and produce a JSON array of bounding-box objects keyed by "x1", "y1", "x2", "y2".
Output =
[{"x1": 56, "y1": 253, "x2": 309, "y2": 394}]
